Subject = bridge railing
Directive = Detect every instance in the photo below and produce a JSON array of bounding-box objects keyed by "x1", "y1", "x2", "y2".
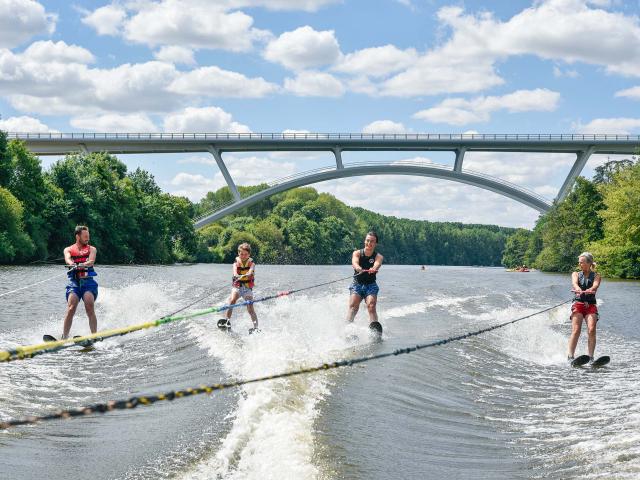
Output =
[
  {"x1": 192, "y1": 159, "x2": 551, "y2": 223},
  {"x1": 6, "y1": 132, "x2": 640, "y2": 141}
]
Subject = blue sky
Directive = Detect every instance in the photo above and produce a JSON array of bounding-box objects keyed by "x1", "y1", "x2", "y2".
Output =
[{"x1": 1, "y1": 0, "x2": 639, "y2": 228}]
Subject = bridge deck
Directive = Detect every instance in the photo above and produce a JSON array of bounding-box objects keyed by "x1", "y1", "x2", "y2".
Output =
[{"x1": 7, "y1": 132, "x2": 639, "y2": 223}]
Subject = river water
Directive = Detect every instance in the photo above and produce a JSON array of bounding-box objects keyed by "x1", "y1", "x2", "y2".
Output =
[{"x1": 0, "y1": 264, "x2": 638, "y2": 479}]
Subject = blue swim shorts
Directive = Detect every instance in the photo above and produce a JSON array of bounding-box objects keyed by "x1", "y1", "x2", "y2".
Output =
[
  {"x1": 66, "y1": 279, "x2": 98, "y2": 302},
  {"x1": 349, "y1": 282, "x2": 379, "y2": 298}
]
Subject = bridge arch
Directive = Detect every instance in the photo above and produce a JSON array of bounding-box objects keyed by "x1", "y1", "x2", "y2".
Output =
[{"x1": 194, "y1": 161, "x2": 552, "y2": 228}]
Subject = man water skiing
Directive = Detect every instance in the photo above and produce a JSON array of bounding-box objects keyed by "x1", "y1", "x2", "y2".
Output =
[
  {"x1": 61, "y1": 226, "x2": 98, "y2": 339},
  {"x1": 346, "y1": 231, "x2": 384, "y2": 334}
]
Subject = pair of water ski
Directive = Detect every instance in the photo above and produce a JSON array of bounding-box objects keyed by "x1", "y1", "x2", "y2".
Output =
[
  {"x1": 43, "y1": 334, "x2": 95, "y2": 352},
  {"x1": 570, "y1": 354, "x2": 610, "y2": 368}
]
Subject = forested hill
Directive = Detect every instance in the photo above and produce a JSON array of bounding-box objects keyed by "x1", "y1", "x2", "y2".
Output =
[
  {"x1": 195, "y1": 185, "x2": 515, "y2": 266},
  {"x1": 1, "y1": 134, "x2": 514, "y2": 265}
]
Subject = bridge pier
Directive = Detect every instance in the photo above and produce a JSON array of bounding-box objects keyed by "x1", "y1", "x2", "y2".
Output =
[
  {"x1": 556, "y1": 146, "x2": 595, "y2": 202},
  {"x1": 333, "y1": 148, "x2": 344, "y2": 170},
  {"x1": 454, "y1": 148, "x2": 466, "y2": 172},
  {"x1": 208, "y1": 145, "x2": 241, "y2": 202}
]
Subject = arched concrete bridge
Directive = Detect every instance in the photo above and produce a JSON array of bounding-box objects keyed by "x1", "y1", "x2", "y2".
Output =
[{"x1": 10, "y1": 132, "x2": 639, "y2": 228}]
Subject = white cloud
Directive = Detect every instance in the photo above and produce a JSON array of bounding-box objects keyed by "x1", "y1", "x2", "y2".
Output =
[
  {"x1": 573, "y1": 117, "x2": 640, "y2": 134},
  {"x1": 169, "y1": 154, "x2": 297, "y2": 200},
  {"x1": 70, "y1": 113, "x2": 157, "y2": 133},
  {"x1": 463, "y1": 151, "x2": 574, "y2": 193},
  {"x1": 481, "y1": 1, "x2": 640, "y2": 75},
  {"x1": 22, "y1": 40, "x2": 95, "y2": 64},
  {"x1": 122, "y1": 1, "x2": 269, "y2": 52},
  {"x1": 316, "y1": 175, "x2": 540, "y2": 228},
  {"x1": 226, "y1": 0, "x2": 338, "y2": 11},
  {"x1": 362, "y1": 120, "x2": 408, "y2": 134},
  {"x1": 169, "y1": 172, "x2": 219, "y2": 200},
  {"x1": 381, "y1": 52, "x2": 503, "y2": 97},
  {"x1": 379, "y1": 1, "x2": 640, "y2": 97},
  {"x1": 168, "y1": 65, "x2": 278, "y2": 97},
  {"x1": 264, "y1": 26, "x2": 341, "y2": 70},
  {"x1": 163, "y1": 106, "x2": 251, "y2": 133},
  {"x1": 1, "y1": 46, "x2": 271, "y2": 115},
  {"x1": 153, "y1": 45, "x2": 196, "y2": 65},
  {"x1": 284, "y1": 71, "x2": 344, "y2": 97},
  {"x1": 9, "y1": 94, "x2": 93, "y2": 116},
  {"x1": 282, "y1": 129, "x2": 311, "y2": 135},
  {"x1": 1, "y1": 48, "x2": 175, "y2": 116},
  {"x1": 615, "y1": 86, "x2": 640, "y2": 100},
  {"x1": 0, "y1": 114, "x2": 57, "y2": 133},
  {"x1": 224, "y1": 154, "x2": 297, "y2": 184},
  {"x1": 413, "y1": 89, "x2": 561, "y2": 126},
  {"x1": 333, "y1": 45, "x2": 418, "y2": 77},
  {"x1": 81, "y1": 4, "x2": 126, "y2": 36},
  {"x1": 91, "y1": 61, "x2": 182, "y2": 112},
  {"x1": 0, "y1": 0, "x2": 56, "y2": 48},
  {"x1": 0, "y1": 47, "x2": 95, "y2": 107},
  {"x1": 345, "y1": 75, "x2": 379, "y2": 95}
]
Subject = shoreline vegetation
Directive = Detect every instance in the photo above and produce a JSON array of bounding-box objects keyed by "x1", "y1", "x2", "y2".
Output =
[
  {"x1": 501, "y1": 156, "x2": 640, "y2": 279},
  {"x1": 1, "y1": 133, "x2": 638, "y2": 278}
]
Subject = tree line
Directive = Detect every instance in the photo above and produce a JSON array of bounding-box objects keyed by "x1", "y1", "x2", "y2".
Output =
[
  {"x1": 0, "y1": 133, "x2": 196, "y2": 264},
  {"x1": 502, "y1": 157, "x2": 640, "y2": 279},
  {"x1": 194, "y1": 185, "x2": 514, "y2": 265},
  {"x1": 1, "y1": 135, "x2": 514, "y2": 266}
]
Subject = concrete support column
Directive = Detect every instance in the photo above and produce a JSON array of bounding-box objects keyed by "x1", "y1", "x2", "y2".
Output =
[
  {"x1": 334, "y1": 148, "x2": 344, "y2": 169},
  {"x1": 556, "y1": 146, "x2": 595, "y2": 202},
  {"x1": 454, "y1": 147, "x2": 466, "y2": 172},
  {"x1": 208, "y1": 145, "x2": 241, "y2": 202}
]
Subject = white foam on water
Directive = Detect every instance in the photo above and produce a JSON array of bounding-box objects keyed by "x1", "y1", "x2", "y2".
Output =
[
  {"x1": 181, "y1": 293, "x2": 373, "y2": 480},
  {"x1": 456, "y1": 302, "x2": 569, "y2": 365},
  {"x1": 0, "y1": 281, "x2": 187, "y2": 423},
  {"x1": 382, "y1": 301, "x2": 428, "y2": 319},
  {"x1": 382, "y1": 293, "x2": 487, "y2": 320},
  {"x1": 460, "y1": 296, "x2": 640, "y2": 478}
]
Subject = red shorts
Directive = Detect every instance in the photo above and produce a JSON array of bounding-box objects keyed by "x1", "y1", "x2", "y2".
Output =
[{"x1": 571, "y1": 302, "x2": 598, "y2": 319}]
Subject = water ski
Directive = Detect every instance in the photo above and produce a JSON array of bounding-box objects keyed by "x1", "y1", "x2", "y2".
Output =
[
  {"x1": 42, "y1": 334, "x2": 95, "y2": 352},
  {"x1": 591, "y1": 355, "x2": 610, "y2": 368},
  {"x1": 369, "y1": 321, "x2": 383, "y2": 338},
  {"x1": 248, "y1": 327, "x2": 261, "y2": 335},
  {"x1": 217, "y1": 318, "x2": 231, "y2": 331},
  {"x1": 571, "y1": 355, "x2": 591, "y2": 367}
]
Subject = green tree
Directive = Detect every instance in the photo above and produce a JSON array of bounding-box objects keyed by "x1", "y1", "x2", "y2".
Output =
[
  {"x1": 3, "y1": 140, "x2": 52, "y2": 258},
  {"x1": 502, "y1": 228, "x2": 532, "y2": 268},
  {"x1": 593, "y1": 158, "x2": 635, "y2": 184},
  {"x1": 284, "y1": 213, "x2": 321, "y2": 264},
  {"x1": 589, "y1": 160, "x2": 640, "y2": 278},
  {"x1": 533, "y1": 177, "x2": 604, "y2": 272},
  {"x1": 0, "y1": 187, "x2": 34, "y2": 262},
  {"x1": 0, "y1": 130, "x2": 11, "y2": 187}
]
